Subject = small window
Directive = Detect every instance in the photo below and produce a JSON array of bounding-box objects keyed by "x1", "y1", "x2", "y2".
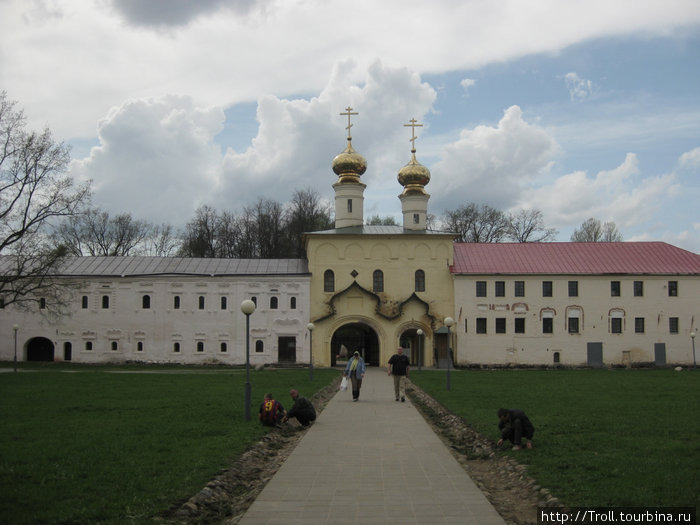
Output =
[
  {"x1": 221, "y1": 297, "x2": 227, "y2": 310},
  {"x1": 102, "y1": 295, "x2": 110, "y2": 309},
  {"x1": 39, "y1": 298, "x2": 46, "y2": 309},
  {"x1": 542, "y1": 318, "x2": 553, "y2": 334},
  {"x1": 290, "y1": 297, "x2": 297, "y2": 309},
  {"x1": 476, "y1": 281, "x2": 487, "y2": 297},
  {"x1": 568, "y1": 281, "x2": 578, "y2": 297},
  {"x1": 611, "y1": 281, "x2": 620, "y2": 297},
  {"x1": 324, "y1": 270, "x2": 335, "y2": 293},
  {"x1": 373, "y1": 270, "x2": 384, "y2": 293},
  {"x1": 495, "y1": 281, "x2": 505, "y2": 297},
  {"x1": 85, "y1": 341, "x2": 93, "y2": 351},
  {"x1": 611, "y1": 318, "x2": 622, "y2": 334},
  {"x1": 514, "y1": 318, "x2": 525, "y2": 334},
  {"x1": 553, "y1": 351, "x2": 560, "y2": 364},
  {"x1": 220, "y1": 342, "x2": 227, "y2": 353},
  {"x1": 635, "y1": 317, "x2": 645, "y2": 333},
  {"x1": 568, "y1": 317, "x2": 579, "y2": 334},
  {"x1": 174, "y1": 296, "x2": 180, "y2": 309},
  {"x1": 514, "y1": 281, "x2": 525, "y2": 297},
  {"x1": 634, "y1": 281, "x2": 644, "y2": 297},
  {"x1": 255, "y1": 340, "x2": 264, "y2": 353},
  {"x1": 0, "y1": 297, "x2": 4, "y2": 309},
  {"x1": 173, "y1": 342, "x2": 181, "y2": 353},
  {"x1": 82, "y1": 296, "x2": 89, "y2": 309},
  {"x1": 198, "y1": 296, "x2": 205, "y2": 310},
  {"x1": 270, "y1": 296, "x2": 278, "y2": 309},
  {"x1": 668, "y1": 281, "x2": 678, "y2": 297},
  {"x1": 495, "y1": 318, "x2": 506, "y2": 334},
  {"x1": 347, "y1": 199, "x2": 352, "y2": 213},
  {"x1": 111, "y1": 341, "x2": 118, "y2": 351},
  {"x1": 476, "y1": 318, "x2": 487, "y2": 334},
  {"x1": 137, "y1": 341, "x2": 144, "y2": 352},
  {"x1": 197, "y1": 341, "x2": 204, "y2": 352},
  {"x1": 669, "y1": 317, "x2": 679, "y2": 334},
  {"x1": 251, "y1": 296, "x2": 257, "y2": 307},
  {"x1": 413, "y1": 213, "x2": 419, "y2": 224},
  {"x1": 142, "y1": 295, "x2": 151, "y2": 309},
  {"x1": 542, "y1": 281, "x2": 552, "y2": 297},
  {"x1": 415, "y1": 270, "x2": 425, "y2": 292}
]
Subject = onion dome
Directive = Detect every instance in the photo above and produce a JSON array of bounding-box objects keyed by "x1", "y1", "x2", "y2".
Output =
[
  {"x1": 332, "y1": 137, "x2": 367, "y2": 184},
  {"x1": 398, "y1": 149, "x2": 431, "y2": 195}
]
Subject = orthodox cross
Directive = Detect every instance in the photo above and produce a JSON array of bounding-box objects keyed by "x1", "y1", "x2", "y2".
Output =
[
  {"x1": 340, "y1": 106, "x2": 358, "y2": 139},
  {"x1": 404, "y1": 118, "x2": 423, "y2": 151}
]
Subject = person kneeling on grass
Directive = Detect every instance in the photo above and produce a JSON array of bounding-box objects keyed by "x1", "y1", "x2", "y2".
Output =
[
  {"x1": 497, "y1": 408, "x2": 535, "y2": 450},
  {"x1": 282, "y1": 389, "x2": 317, "y2": 427},
  {"x1": 259, "y1": 393, "x2": 287, "y2": 427}
]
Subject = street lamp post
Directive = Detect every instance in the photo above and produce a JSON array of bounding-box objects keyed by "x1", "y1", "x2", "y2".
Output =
[
  {"x1": 240, "y1": 299, "x2": 256, "y2": 421},
  {"x1": 13, "y1": 324, "x2": 19, "y2": 373},
  {"x1": 691, "y1": 331, "x2": 696, "y2": 369},
  {"x1": 307, "y1": 323, "x2": 315, "y2": 381},
  {"x1": 416, "y1": 329, "x2": 423, "y2": 372},
  {"x1": 444, "y1": 317, "x2": 454, "y2": 391}
]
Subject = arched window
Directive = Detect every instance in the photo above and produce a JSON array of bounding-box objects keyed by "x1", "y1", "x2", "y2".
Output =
[
  {"x1": 255, "y1": 340, "x2": 264, "y2": 353},
  {"x1": 290, "y1": 297, "x2": 297, "y2": 309},
  {"x1": 220, "y1": 342, "x2": 227, "y2": 353},
  {"x1": 102, "y1": 295, "x2": 110, "y2": 309},
  {"x1": 415, "y1": 270, "x2": 425, "y2": 292},
  {"x1": 198, "y1": 296, "x2": 205, "y2": 310},
  {"x1": 111, "y1": 341, "x2": 118, "y2": 351},
  {"x1": 373, "y1": 270, "x2": 384, "y2": 292},
  {"x1": 63, "y1": 342, "x2": 72, "y2": 361},
  {"x1": 85, "y1": 341, "x2": 93, "y2": 351},
  {"x1": 142, "y1": 295, "x2": 151, "y2": 309},
  {"x1": 137, "y1": 341, "x2": 143, "y2": 352},
  {"x1": 220, "y1": 296, "x2": 227, "y2": 310},
  {"x1": 251, "y1": 296, "x2": 257, "y2": 307},
  {"x1": 553, "y1": 352, "x2": 560, "y2": 364},
  {"x1": 39, "y1": 298, "x2": 46, "y2": 309},
  {"x1": 173, "y1": 296, "x2": 180, "y2": 309},
  {"x1": 197, "y1": 341, "x2": 204, "y2": 352},
  {"x1": 81, "y1": 296, "x2": 88, "y2": 309},
  {"x1": 270, "y1": 296, "x2": 278, "y2": 309},
  {"x1": 324, "y1": 270, "x2": 335, "y2": 292},
  {"x1": 173, "y1": 342, "x2": 180, "y2": 353}
]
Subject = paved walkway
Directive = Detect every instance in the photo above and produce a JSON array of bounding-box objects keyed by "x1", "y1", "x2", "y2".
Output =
[{"x1": 238, "y1": 367, "x2": 506, "y2": 525}]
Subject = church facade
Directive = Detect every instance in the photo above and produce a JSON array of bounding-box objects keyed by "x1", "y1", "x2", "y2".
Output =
[{"x1": 1, "y1": 110, "x2": 699, "y2": 367}]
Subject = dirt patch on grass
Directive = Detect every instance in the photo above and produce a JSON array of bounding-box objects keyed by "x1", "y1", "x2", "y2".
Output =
[{"x1": 159, "y1": 376, "x2": 559, "y2": 525}]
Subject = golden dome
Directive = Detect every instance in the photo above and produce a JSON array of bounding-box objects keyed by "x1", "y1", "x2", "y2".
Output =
[
  {"x1": 398, "y1": 151, "x2": 430, "y2": 195},
  {"x1": 332, "y1": 138, "x2": 367, "y2": 184}
]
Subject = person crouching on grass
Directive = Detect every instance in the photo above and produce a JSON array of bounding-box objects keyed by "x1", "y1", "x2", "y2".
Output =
[
  {"x1": 497, "y1": 408, "x2": 535, "y2": 450},
  {"x1": 259, "y1": 393, "x2": 286, "y2": 427}
]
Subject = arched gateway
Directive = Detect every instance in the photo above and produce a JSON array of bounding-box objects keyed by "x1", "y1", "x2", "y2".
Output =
[
  {"x1": 26, "y1": 337, "x2": 54, "y2": 362},
  {"x1": 330, "y1": 323, "x2": 379, "y2": 367}
]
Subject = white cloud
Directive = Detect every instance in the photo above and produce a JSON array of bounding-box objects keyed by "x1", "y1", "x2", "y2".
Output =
[
  {"x1": 564, "y1": 72, "x2": 596, "y2": 101},
  {"x1": 679, "y1": 146, "x2": 700, "y2": 170},
  {"x1": 460, "y1": 78, "x2": 476, "y2": 94}
]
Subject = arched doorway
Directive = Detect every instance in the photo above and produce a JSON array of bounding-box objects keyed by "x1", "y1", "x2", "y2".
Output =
[
  {"x1": 26, "y1": 337, "x2": 55, "y2": 362},
  {"x1": 331, "y1": 323, "x2": 380, "y2": 366},
  {"x1": 398, "y1": 327, "x2": 427, "y2": 367}
]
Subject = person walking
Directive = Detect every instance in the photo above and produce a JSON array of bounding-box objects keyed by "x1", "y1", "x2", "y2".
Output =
[
  {"x1": 387, "y1": 347, "x2": 410, "y2": 402},
  {"x1": 343, "y1": 350, "x2": 366, "y2": 401}
]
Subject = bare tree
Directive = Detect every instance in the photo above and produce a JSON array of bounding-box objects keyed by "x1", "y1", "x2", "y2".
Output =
[
  {"x1": 507, "y1": 209, "x2": 558, "y2": 242},
  {"x1": 286, "y1": 188, "x2": 333, "y2": 257},
  {"x1": 178, "y1": 205, "x2": 219, "y2": 257},
  {"x1": 442, "y1": 203, "x2": 510, "y2": 243},
  {"x1": 366, "y1": 215, "x2": 398, "y2": 226},
  {"x1": 145, "y1": 223, "x2": 180, "y2": 256},
  {"x1": 571, "y1": 218, "x2": 623, "y2": 242},
  {"x1": 0, "y1": 92, "x2": 90, "y2": 310}
]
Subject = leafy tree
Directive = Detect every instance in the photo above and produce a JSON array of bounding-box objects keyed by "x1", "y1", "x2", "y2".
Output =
[
  {"x1": 507, "y1": 209, "x2": 558, "y2": 242},
  {"x1": 571, "y1": 218, "x2": 623, "y2": 242},
  {"x1": 0, "y1": 92, "x2": 90, "y2": 310},
  {"x1": 366, "y1": 215, "x2": 398, "y2": 226}
]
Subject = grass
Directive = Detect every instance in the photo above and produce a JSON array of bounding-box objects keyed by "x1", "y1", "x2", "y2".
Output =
[
  {"x1": 410, "y1": 368, "x2": 700, "y2": 509},
  {"x1": 0, "y1": 365, "x2": 337, "y2": 524}
]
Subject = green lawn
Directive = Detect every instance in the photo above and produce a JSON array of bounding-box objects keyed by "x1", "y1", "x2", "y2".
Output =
[
  {"x1": 0, "y1": 365, "x2": 337, "y2": 524},
  {"x1": 410, "y1": 368, "x2": 699, "y2": 509}
]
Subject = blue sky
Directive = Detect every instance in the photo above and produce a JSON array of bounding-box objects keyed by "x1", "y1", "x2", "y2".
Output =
[{"x1": 1, "y1": 0, "x2": 699, "y2": 252}]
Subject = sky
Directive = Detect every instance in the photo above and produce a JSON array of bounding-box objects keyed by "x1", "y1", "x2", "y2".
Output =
[{"x1": 1, "y1": 0, "x2": 699, "y2": 253}]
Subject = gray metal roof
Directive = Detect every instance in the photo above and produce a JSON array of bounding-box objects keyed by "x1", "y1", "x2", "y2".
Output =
[
  {"x1": 47, "y1": 257, "x2": 309, "y2": 277},
  {"x1": 307, "y1": 225, "x2": 456, "y2": 236}
]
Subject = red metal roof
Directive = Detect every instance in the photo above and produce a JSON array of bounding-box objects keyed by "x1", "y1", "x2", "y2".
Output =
[{"x1": 451, "y1": 242, "x2": 700, "y2": 275}]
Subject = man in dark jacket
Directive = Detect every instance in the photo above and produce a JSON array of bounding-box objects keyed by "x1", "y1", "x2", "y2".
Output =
[
  {"x1": 282, "y1": 389, "x2": 317, "y2": 427},
  {"x1": 497, "y1": 408, "x2": 535, "y2": 450}
]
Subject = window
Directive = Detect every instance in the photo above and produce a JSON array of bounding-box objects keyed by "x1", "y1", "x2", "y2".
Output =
[
  {"x1": 255, "y1": 340, "x2": 264, "y2": 353},
  {"x1": 85, "y1": 341, "x2": 93, "y2": 351},
  {"x1": 668, "y1": 281, "x2": 678, "y2": 297},
  {"x1": 198, "y1": 296, "x2": 205, "y2": 310},
  {"x1": 514, "y1": 281, "x2": 525, "y2": 297},
  {"x1": 568, "y1": 281, "x2": 578, "y2": 297},
  {"x1": 111, "y1": 341, "x2": 118, "y2": 351},
  {"x1": 495, "y1": 318, "x2": 506, "y2": 334},
  {"x1": 373, "y1": 270, "x2": 384, "y2": 293},
  {"x1": 221, "y1": 297, "x2": 227, "y2": 310},
  {"x1": 542, "y1": 281, "x2": 552, "y2": 297},
  {"x1": 251, "y1": 296, "x2": 257, "y2": 307},
  {"x1": 82, "y1": 296, "x2": 89, "y2": 309},
  {"x1": 0, "y1": 297, "x2": 4, "y2": 308},
  {"x1": 415, "y1": 270, "x2": 425, "y2": 292},
  {"x1": 102, "y1": 295, "x2": 110, "y2": 309},
  {"x1": 142, "y1": 295, "x2": 151, "y2": 309},
  {"x1": 347, "y1": 199, "x2": 352, "y2": 213},
  {"x1": 542, "y1": 318, "x2": 553, "y2": 334},
  {"x1": 476, "y1": 281, "x2": 487, "y2": 297},
  {"x1": 173, "y1": 296, "x2": 180, "y2": 309},
  {"x1": 413, "y1": 213, "x2": 419, "y2": 224},
  {"x1": 669, "y1": 317, "x2": 679, "y2": 334},
  {"x1": 270, "y1": 297, "x2": 278, "y2": 309},
  {"x1": 173, "y1": 342, "x2": 180, "y2": 353},
  {"x1": 220, "y1": 342, "x2": 227, "y2": 353},
  {"x1": 568, "y1": 318, "x2": 579, "y2": 334},
  {"x1": 610, "y1": 281, "x2": 621, "y2": 297},
  {"x1": 495, "y1": 281, "x2": 505, "y2": 297},
  {"x1": 514, "y1": 318, "x2": 525, "y2": 334},
  {"x1": 476, "y1": 318, "x2": 487, "y2": 334},
  {"x1": 634, "y1": 317, "x2": 645, "y2": 333},
  {"x1": 290, "y1": 297, "x2": 297, "y2": 309},
  {"x1": 611, "y1": 318, "x2": 622, "y2": 334},
  {"x1": 39, "y1": 298, "x2": 46, "y2": 309},
  {"x1": 137, "y1": 342, "x2": 143, "y2": 352},
  {"x1": 324, "y1": 270, "x2": 335, "y2": 292},
  {"x1": 197, "y1": 341, "x2": 204, "y2": 352},
  {"x1": 634, "y1": 281, "x2": 644, "y2": 297}
]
